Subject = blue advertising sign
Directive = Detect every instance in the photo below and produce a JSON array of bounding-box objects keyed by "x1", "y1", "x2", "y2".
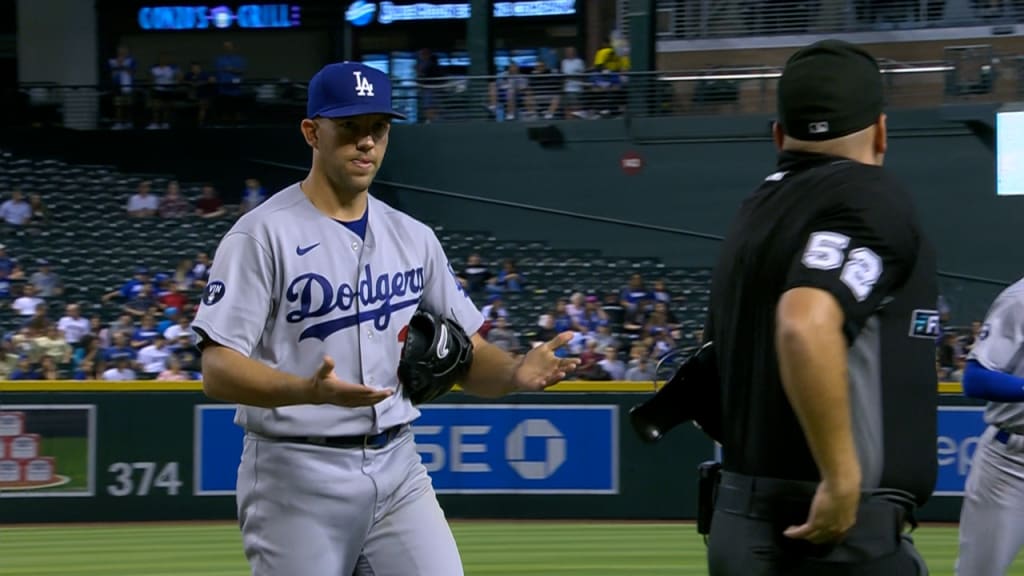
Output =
[
  {"x1": 193, "y1": 405, "x2": 244, "y2": 496},
  {"x1": 138, "y1": 4, "x2": 301, "y2": 31},
  {"x1": 193, "y1": 403, "x2": 618, "y2": 496},
  {"x1": 935, "y1": 406, "x2": 987, "y2": 496},
  {"x1": 345, "y1": 0, "x2": 576, "y2": 27},
  {"x1": 412, "y1": 404, "x2": 618, "y2": 494}
]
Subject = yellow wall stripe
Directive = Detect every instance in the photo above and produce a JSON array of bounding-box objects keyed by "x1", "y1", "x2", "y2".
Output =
[{"x1": 0, "y1": 380, "x2": 967, "y2": 394}]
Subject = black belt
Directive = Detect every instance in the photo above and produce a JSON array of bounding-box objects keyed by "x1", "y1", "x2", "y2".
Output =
[
  {"x1": 274, "y1": 424, "x2": 407, "y2": 450},
  {"x1": 715, "y1": 471, "x2": 916, "y2": 530}
]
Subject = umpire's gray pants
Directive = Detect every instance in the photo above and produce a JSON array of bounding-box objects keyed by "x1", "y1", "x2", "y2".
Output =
[{"x1": 957, "y1": 425, "x2": 1024, "y2": 576}]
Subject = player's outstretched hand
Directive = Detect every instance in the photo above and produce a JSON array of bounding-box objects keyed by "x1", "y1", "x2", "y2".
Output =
[
  {"x1": 309, "y1": 355, "x2": 393, "y2": 407},
  {"x1": 513, "y1": 331, "x2": 580, "y2": 392},
  {"x1": 783, "y1": 478, "x2": 860, "y2": 545}
]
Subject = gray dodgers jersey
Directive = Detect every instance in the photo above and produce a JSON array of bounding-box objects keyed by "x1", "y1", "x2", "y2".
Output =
[
  {"x1": 192, "y1": 184, "x2": 484, "y2": 437},
  {"x1": 969, "y1": 277, "x2": 1024, "y2": 433}
]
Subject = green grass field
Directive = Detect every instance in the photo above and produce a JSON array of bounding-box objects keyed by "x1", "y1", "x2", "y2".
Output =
[
  {"x1": 1, "y1": 521, "x2": 1020, "y2": 575},
  {"x1": 37, "y1": 437, "x2": 89, "y2": 492}
]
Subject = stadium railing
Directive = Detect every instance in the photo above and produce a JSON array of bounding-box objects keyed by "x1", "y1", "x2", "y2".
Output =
[
  {"x1": 8, "y1": 56, "x2": 1018, "y2": 130},
  {"x1": 621, "y1": 0, "x2": 1024, "y2": 41}
]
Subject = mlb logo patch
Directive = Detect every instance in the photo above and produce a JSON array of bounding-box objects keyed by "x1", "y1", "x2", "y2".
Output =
[{"x1": 909, "y1": 309, "x2": 940, "y2": 339}]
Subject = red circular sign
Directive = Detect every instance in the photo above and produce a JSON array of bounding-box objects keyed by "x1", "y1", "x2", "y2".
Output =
[{"x1": 620, "y1": 151, "x2": 644, "y2": 175}]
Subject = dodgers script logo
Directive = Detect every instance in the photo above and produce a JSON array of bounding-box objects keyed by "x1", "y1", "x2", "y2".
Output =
[{"x1": 286, "y1": 264, "x2": 423, "y2": 341}]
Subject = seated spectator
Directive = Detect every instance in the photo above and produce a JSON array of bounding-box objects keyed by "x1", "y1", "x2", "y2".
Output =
[
  {"x1": 103, "y1": 332, "x2": 136, "y2": 365},
  {"x1": 534, "y1": 314, "x2": 559, "y2": 345},
  {"x1": 581, "y1": 295, "x2": 608, "y2": 331},
  {"x1": 191, "y1": 253, "x2": 212, "y2": 288},
  {"x1": 575, "y1": 340, "x2": 611, "y2": 380},
  {"x1": 30, "y1": 259, "x2": 62, "y2": 298},
  {"x1": 460, "y1": 253, "x2": 493, "y2": 293},
  {"x1": 651, "y1": 279, "x2": 671, "y2": 304},
  {"x1": 0, "y1": 189, "x2": 32, "y2": 227},
  {"x1": 621, "y1": 300, "x2": 649, "y2": 340},
  {"x1": 157, "y1": 278, "x2": 188, "y2": 311},
  {"x1": 589, "y1": 323, "x2": 618, "y2": 351},
  {"x1": 159, "y1": 181, "x2": 191, "y2": 218},
  {"x1": 194, "y1": 184, "x2": 226, "y2": 218},
  {"x1": 138, "y1": 335, "x2": 172, "y2": 375},
  {"x1": 495, "y1": 259, "x2": 524, "y2": 292},
  {"x1": 131, "y1": 314, "x2": 161, "y2": 349},
  {"x1": 163, "y1": 314, "x2": 193, "y2": 343},
  {"x1": 601, "y1": 291, "x2": 625, "y2": 330},
  {"x1": 627, "y1": 343, "x2": 648, "y2": 369},
  {"x1": 937, "y1": 332, "x2": 958, "y2": 379},
  {"x1": 158, "y1": 355, "x2": 191, "y2": 381},
  {"x1": 11, "y1": 326, "x2": 42, "y2": 364},
  {"x1": 486, "y1": 316, "x2": 519, "y2": 353},
  {"x1": 156, "y1": 307, "x2": 178, "y2": 335},
  {"x1": 101, "y1": 314, "x2": 135, "y2": 348},
  {"x1": 102, "y1": 356, "x2": 137, "y2": 381},
  {"x1": 34, "y1": 325, "x2": 72, "y2": 366},
  {"x1": 72, "y1": 335, "x2": 103, "y2": 378},
  {"x1": 552, "y1": 299, "x2": 576, "y2": 333},
  {"x1": 0, "y1": 243, "x2": 12, "y2": 275},
  {"x1": 102, "y1": 266, "x2": 150, "y2": 303},
  {"x1": 39, "y1": 356, "x2": 61, "y2": 380},
  {"x1": 171, "y1": 333, "x2": 200, "y2": 374},
  {"x1": 597, "y1": 346, "x2": 626, "y2": 380},
  {"x1": 73, "y1": 358, "x2": 98, "y2": 380},
  {"x1": 625, "y1": 357, "x2": 657, "y2": 382},
  {"x1": 481, "y1": 295, "x2": 508, "y2": 321},
  {"x1": 0, "y1": 340, "x2": 18, "y2": 379},
  {"x1": 123, "y1": 283, "x2": 156, "y2": 318},
  {"x1": 565, "y1": 292, "x2": 586, "y2": 326},
  {"x1": 8, "y1": 261, "x2": 25, "y2": 281},
  {"x1": 27, "y1": 193, "x2": 48, "y2": 224},
  {"x1": 9, "y1": 356, "x2": 42, "y2": 380},
  {"x1": 620, "y1": 273, "x2": 650, "y2": 311},
  {"x1": 239, "y1": 178, "x2": 266, "y2": 214},
  {"x1": 0, "y1": 268, "x2": 11, "y2": 301},
  {"x1": 126, "y1": 181, "x2": 159, "y2": 218},
  {"x1": 12, "y1": 285, "x2": 44, "y2": 317}
]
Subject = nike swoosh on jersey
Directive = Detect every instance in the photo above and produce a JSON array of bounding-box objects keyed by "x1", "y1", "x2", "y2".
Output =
[{"x1": 296, "y1": 243, "x2": 320, "y2": 256}]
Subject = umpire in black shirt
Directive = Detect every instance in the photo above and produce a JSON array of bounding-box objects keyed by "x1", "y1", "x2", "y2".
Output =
[{"x1": 705, "y1": 40, "x2": 937, "y2": 575}]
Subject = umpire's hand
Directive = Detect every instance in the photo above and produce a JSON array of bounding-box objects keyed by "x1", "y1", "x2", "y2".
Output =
[{"x1": 783, "y1": 478, "x2": 861, "y2": 545}]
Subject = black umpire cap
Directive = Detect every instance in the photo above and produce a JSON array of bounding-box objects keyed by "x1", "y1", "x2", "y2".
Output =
[{"x1": 777, "y1": 39, "x2": 885, "y2": 141}]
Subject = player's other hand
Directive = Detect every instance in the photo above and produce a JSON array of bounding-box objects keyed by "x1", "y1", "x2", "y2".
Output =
[
  {"x1": 783, "y1": 477, "x2": 861, "y2": 545},
  {"x1": 308, "y1": 355, "x2": 393, "y2": 407},
  {"x1": 513, "y1": 331, "x2": 580, "y2": 392}
]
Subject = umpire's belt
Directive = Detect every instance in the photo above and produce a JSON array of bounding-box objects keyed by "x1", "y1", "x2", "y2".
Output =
[
  {"x1": 715, "y1": 471, "x2": 914, "y2": 531},
  {"x1": 273, "y1": 424, "x2": 407, "y2": 450}
]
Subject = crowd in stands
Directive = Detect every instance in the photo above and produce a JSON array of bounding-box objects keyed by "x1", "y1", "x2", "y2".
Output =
[{"x1": 0, "y1": 183, "x2": 983, "y2": 384}]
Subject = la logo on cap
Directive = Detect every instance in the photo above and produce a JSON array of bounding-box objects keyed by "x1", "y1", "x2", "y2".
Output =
[
  {"x1": 354, "y1": 71, "x2": 374, "y2": 97},
  {"x1": 808, "y1": 121, "x2": 829, "y2": 134}
]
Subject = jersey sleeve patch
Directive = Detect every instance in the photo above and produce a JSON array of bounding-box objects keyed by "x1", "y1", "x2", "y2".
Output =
[
  {"x1": 801, "y1": 231, "x2": 851, "y2": 271},
  {"x1": 839, "y1": 247, "x2": 883, "y2": 302}
]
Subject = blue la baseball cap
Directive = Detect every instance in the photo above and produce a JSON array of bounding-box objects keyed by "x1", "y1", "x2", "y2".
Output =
[{"x1": 307, "y1": 62, "x2": 406, "y2": 120}]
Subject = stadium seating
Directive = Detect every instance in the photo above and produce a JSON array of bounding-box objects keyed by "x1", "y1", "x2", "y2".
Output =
[{"x1": 0, "y1": 150, "x2": 712, "y2": 373}]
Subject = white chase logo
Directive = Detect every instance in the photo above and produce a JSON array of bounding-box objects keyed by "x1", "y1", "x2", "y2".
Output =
[{"x1": 354, "y1": 71, "x2": 374, "y2": 97}]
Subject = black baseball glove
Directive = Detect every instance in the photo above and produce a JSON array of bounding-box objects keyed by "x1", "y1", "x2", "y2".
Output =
[{"x1": 397, "y1": 309, "x2": 475, "y2": 405}]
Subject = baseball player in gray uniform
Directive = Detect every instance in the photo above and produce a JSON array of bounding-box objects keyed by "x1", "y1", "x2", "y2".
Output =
[
  {"x1": 956, "y1": 277, "x2": 1024, "y2": 575},
  {"x1": 192, "y1": 61, "x2": 580, "y2": 576}
]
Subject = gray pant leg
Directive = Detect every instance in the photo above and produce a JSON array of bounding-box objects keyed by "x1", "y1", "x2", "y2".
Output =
[
  {"x1": 237, "y1": 435, "x2": 376, "y2": 576},
  {"x1": 956, "y1": 427, "x2": 1024, "y2": 576},
  {"x1": 354, "y1": 432, "x2": 464, "y2": 576}
]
